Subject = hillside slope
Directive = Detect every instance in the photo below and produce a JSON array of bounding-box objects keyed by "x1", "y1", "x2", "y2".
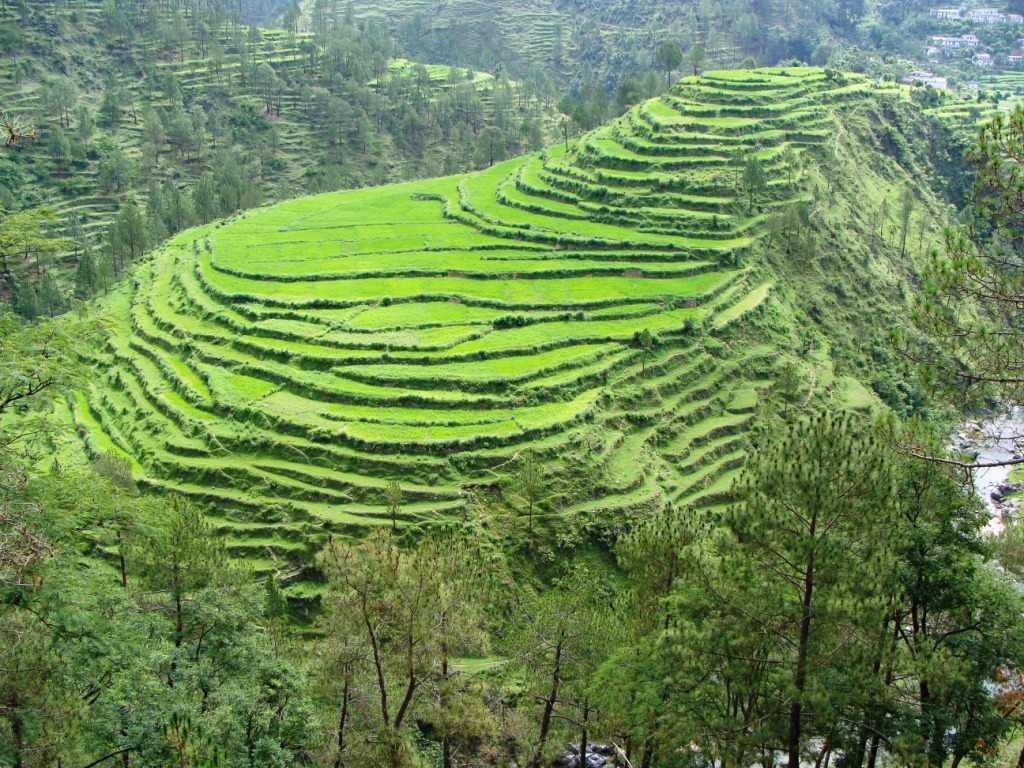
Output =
[
  {"x1": 67, "y1": 68, "x2": 966, "y2": 584},
  {"x1": 0, "y1": 1, "x2": 552, "y2": 307}
]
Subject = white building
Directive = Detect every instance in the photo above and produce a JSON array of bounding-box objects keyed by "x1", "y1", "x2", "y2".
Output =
[
  {"x1": 973, "y1": 52, "x2": 995, "y2": 65},
  {"x1": 966, "y1": 8, "x2": 1006, "y2": 22},
  {"x1": 931, "y1": 7, "x2": 962, "y2": 19},
  {"x1": 904, "y1": 71, "x2": 950, "y2": 88},
  {"x1": 931, "y1": 34, "x2": 980, "y2": 47}
]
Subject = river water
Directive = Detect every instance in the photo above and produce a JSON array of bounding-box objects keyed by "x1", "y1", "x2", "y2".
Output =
[{"x1": 966, "y1": 407, "x2": 1024, "y2": 531}]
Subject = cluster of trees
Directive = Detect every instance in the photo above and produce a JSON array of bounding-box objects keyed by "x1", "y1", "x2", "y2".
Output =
[
  {"x1": 1, "y1": 314, "x2": 313, "y2": 767},
  {"x1": 906, "y1": 104, "x2": 1024, "y2": 412},
  {"x1": 307, "y1": 412, "x2": 1024, "y2": 768},
  {"x1": 602, "y1": 414, "x2": 1024, "y2": 768},
  {"x1": 0, "y1": 206, "x2": 73, "y2": 320}
]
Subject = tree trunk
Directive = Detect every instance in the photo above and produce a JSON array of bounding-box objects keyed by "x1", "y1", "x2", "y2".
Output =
[
  {"x1": 117, "y1": 530, "x2": 128, "y2": 588},
  {"x1": 392, "y1": 643, "x2": 417, "y2": 730},
  {"x1": 175, "y1": 590, "x2": 183, "y2": 648},
  {"x1": 11, "y1": 692, "x2": 24, "y2": 768},
  {"x1": 640, "y1": 740, "x2": 654, "y2": 768},
  {"x1": 442, "y1": 653, "x2": 453, "y2": 768},
  {"x1": 579, "y1": 698, "x2": 589, "y2": 768},
  {"x1": 787, "y1": 529, "x2": 817, "y2": 768},
  {"x1": 334, "y1": 674, "x2": 350, "y2": 768},
  {"x1": 919, "y1": 673, "x2": 945, "y2": 768},
  {"x1": 866, "y1": 736, "x2": 880, "y2": 768},
  {"x1": 364, "y1": 612, "x2": 390, "y2": 727},
  {"x1": 531, "y1": 638, "x2": 563, "y2": 768},
  {"x1": 814, "y1": 739, "x2": 830, "y2": 768}
]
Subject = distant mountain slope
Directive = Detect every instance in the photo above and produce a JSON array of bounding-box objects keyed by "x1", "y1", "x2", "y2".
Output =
[
  {"x1": 65, "y1": 68, "x2": 969, "y2": 593},
  {"x1": 310, "y1": 0, "x2": 867, "y2": 85}
]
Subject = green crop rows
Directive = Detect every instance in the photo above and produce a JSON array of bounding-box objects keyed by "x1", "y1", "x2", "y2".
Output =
[{"x1": 75, "y1": 68, "x2": 883, "y2": 581}]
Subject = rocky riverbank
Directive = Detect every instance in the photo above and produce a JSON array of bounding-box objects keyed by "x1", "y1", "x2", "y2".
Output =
[{"x1": 952, "y1": 407, "x2": 1024, "y2": 528}]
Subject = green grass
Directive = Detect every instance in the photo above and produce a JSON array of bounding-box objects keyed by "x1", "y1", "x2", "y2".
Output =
[{"x1": 714, "y1": 283, "x2": 772, "y2": 329}]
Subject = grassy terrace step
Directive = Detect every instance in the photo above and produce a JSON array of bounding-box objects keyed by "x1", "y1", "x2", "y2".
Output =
[
  {"x1": 664, "y1": 412, "x2": 755, "y2": 455},
  {"x1": 75, "y1": 67, "x2": 897, "y2": 561},
  {"x1": 714, "y1": 283, "x2": 773, "y2": 330},
  {"x1": 678, "y1": 466, "x2": 744, "y2": 507},
  {"x1": 671, "y1": 432, "x2": 746, "y2": 471},
  {"x1": 672, "y1": 448, "x2": 747, "y2": 502}
]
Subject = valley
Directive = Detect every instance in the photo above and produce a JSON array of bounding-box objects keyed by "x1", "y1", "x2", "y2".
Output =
[{"x1": 4, "y1": 3, "x2": 1024, "y2": 767}]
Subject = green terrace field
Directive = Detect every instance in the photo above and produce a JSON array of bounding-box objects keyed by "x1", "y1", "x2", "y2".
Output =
[{"x1": 74, "y1": 68, "x2": 887, "y2": 583}]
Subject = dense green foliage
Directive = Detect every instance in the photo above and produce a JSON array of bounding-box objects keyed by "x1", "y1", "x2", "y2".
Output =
[
  {"x1": 599, "y1": 417, "x2": 1024, "y2": 768},
  {"x1": 906, "y1": 104, "x2": 1024, "y2": 412}
]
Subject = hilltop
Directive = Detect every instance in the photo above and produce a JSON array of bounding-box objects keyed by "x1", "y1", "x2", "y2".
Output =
[{"x1": 59, "y1": 67, "x2": 971, "y2": 591}]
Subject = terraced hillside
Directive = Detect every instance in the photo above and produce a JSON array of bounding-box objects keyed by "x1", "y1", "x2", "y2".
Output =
[{"x1": 73, "y1": 68, "x2": 921, "y2": 580}]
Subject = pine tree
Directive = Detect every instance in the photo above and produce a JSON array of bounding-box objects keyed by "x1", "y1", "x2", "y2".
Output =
[
  {"x1": 742, "y1": 155, "x2": 768, "y2": 211},
  {"x1": 192, "y1": 173, "x2": 220, "y2": 223},
  {"x1": 512, "y1": 565, "x2": 616, "y2": 768},
  {"x1": 96, "y1": 250, "x2": 116, "y2": 290},
  {"x1": 99, "y1": 80, "x2": 122, "y2": 128},
  {"x1": 898, "y1": 188, "x2": 915, "y2": 258},
  {"x1": 655, "y1": 41, "x2": 683, "y2": 86},
  {"x1": 514, "y1": 449, "x2": 545, "y2": 531},
  {"x1": 318, "y1": 528, "x2": 494, "y2": 768},
  {"x1": 97, "y1": 147, "x2": 135, "y2": 193},
  {"x1": 37, "y1": 271, "x2": 64, "y2": 317},
  {"x1": 385, "y1": 478, "x2": 402, "y2": 530},
  {"x1": 109, "y1": 201, "x2": 148, "y2": 272},
  {"x1": 656, "y1": 412, "x2": 900, "y2": 767},
  {"x1": 46, "y1": 125, "x2": 70, "y2": 168},
  {"x1": 73, "y1": 248, "x2": 97, "y2": 298},
  {"x1": 903, "y1": 104, "x2": 1024, "y2": 412},
  {"x1": 635, "y1": 328, "x2": 654, "y2": 376},
  {"x1": 132, "y1": 497, "x2": 230, "y2": 667},
  {"x1": 729, "y1": 412, "x2": 898, "y2": 767},
  {"x1": 14, "y1": 281, "x2": 38, "y2": 321}
]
